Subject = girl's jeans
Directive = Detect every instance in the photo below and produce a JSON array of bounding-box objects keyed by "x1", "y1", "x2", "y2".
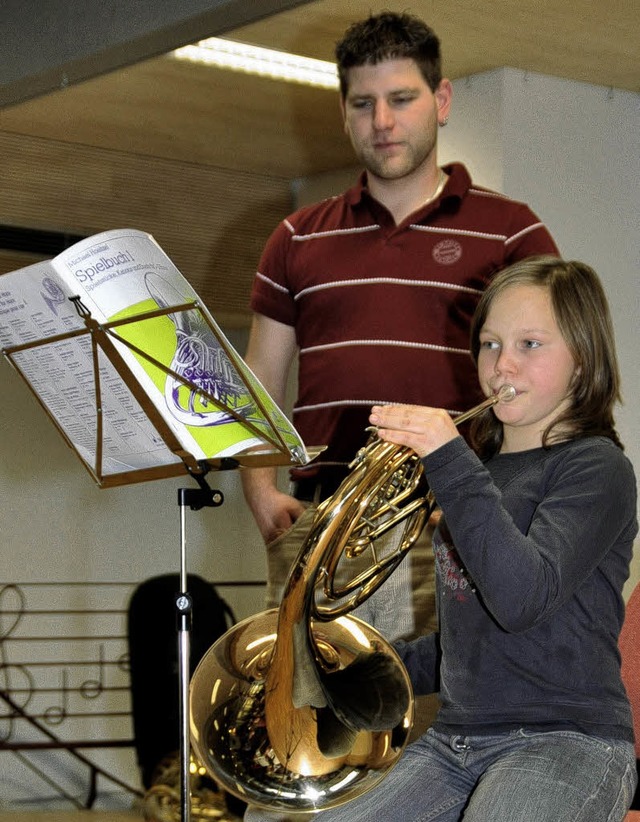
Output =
[{"x1": 244, "y1": 727, "x2": 637, "y2": 822}]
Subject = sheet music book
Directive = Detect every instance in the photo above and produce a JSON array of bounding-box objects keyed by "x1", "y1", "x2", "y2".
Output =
[{"x1": 0, "y1": 228, "x2": 316, "y2": 487}]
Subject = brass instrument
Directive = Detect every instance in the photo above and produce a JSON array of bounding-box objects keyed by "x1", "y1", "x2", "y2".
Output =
[
  {"x1": 137, "y1": 753, "x2": 240, "y2": 821},
  {"x1": 190, "y1": 386, "x2": 516, "y2": 814}
]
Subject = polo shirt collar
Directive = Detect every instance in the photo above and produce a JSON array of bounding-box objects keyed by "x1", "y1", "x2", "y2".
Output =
[{"x1": 344, "y1": 162, "x2": 472, "y2": 215}]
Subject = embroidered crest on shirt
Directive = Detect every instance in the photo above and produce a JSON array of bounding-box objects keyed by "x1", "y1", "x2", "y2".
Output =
[{"x1": 432, "y1": 239, "x2": 463, "y2": 265}]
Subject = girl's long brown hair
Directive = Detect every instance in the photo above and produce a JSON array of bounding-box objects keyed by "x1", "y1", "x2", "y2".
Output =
[{"x1": 469, "y1": 256, "x2": 623, "y2": 458}]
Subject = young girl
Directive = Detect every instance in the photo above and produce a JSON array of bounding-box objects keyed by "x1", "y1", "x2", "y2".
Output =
[{"x1": 319, "y1": 257, "x2": 638, "y2": 821}]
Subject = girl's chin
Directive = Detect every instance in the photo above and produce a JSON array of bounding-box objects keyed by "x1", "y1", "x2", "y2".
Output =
[{"x1": 493, "y1": 408, "x2": 521, "y2": 424}]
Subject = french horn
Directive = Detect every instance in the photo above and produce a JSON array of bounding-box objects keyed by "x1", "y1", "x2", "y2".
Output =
[{"x1": 189, "y1": 385, "x2": 516, "y2": 814}]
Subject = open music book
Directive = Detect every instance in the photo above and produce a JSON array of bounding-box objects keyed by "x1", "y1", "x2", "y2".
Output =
[{"x1": 0, "y1": 228, "x2": 316, "y2": 487}]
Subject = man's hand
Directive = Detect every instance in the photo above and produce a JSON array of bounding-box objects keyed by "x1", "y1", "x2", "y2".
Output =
[
  {"x1": 241, "y1": 313, "x2": 302, "y2": 541},
  {"x1": 252, "y1": 485, "x2": 306, "y2": 544},
  {"x1": 241, "y1": 466, "x2": 306, "y2": 544}
]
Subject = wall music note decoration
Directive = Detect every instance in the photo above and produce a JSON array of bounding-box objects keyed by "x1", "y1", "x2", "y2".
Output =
[{"x1": 0, "y1": 581, "x2": 138, "y2": 806}]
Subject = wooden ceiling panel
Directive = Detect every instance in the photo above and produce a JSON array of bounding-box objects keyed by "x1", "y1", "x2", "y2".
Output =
[
  {"x1": 0, "y1": 0, "x2": 638, "y2": 181},
  {"x1": 0, "y1": 57, "x2": 352, "y2": 178},
  {"x1": 231, "y1": 0, "x2": 640, "y2": 92}
]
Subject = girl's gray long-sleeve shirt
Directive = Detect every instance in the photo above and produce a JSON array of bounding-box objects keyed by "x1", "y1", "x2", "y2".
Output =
[{"x1": 396, "y1": 435, "x2": 638, "y2": 741}]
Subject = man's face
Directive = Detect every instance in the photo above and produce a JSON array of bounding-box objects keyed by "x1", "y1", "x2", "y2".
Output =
[{"x1": 340, "y1": 58, "x2": 451, "y2": 182}]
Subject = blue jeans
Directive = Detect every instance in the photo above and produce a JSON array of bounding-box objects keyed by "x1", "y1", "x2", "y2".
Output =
[{"x1": 244, "y1": 728, "x2": 637, "y2": 822}]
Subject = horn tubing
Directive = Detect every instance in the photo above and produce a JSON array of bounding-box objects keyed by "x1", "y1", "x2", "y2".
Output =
[
  {"x1": 188, "y1": 384, "x2": 517, "y2": 813},
  {"x1": 314, "y1": 383, "x2": 516, "y2": 617}
]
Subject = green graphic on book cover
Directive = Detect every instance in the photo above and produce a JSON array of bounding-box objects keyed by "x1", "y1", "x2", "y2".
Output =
[{"x1": 108, "y1": 272, "x2": 301, "y2": 457}]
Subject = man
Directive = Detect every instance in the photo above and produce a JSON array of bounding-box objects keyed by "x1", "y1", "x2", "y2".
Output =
[{"x1": 241, "y1": 11, "x2": 558, "y2": 644}]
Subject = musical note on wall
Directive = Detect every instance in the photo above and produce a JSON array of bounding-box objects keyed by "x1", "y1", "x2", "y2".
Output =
[
  {"x1": 0, "y1": 582, "x2": 133, "y2": 745},
  {"x1": 0, "y1": 576, "x2": 258, "y2": 807}
]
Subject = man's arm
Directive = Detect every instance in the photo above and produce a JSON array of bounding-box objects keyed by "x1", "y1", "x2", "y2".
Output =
[{"x1": 241, "y1": 313, "x2": 305, "y2": 543}]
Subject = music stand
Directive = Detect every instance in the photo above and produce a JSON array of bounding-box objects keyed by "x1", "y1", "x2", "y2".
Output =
[
  {"x1": 1, "y1": 294, "x2": 318, "y2": 822},
  {"x1": 175, "y1": 472, "x2": 223, "y2": 822}
]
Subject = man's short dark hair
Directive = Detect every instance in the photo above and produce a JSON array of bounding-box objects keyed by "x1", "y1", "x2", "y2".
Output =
[{"x1": 335, "y1": 11, "x2": 442, "y2": 97}]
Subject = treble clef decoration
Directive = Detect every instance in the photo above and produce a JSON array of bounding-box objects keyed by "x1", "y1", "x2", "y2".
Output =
[{"x1": 0, "y1": 584, "x2": 35, "y2": 743}]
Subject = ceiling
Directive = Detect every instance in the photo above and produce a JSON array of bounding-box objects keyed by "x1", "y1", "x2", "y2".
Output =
[{"x1": 0, "y1": 0, "x2": 638, "y2": 181}]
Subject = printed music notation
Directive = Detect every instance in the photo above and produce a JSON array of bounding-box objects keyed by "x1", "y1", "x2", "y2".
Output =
[{"x1": 0, "y1": 582, "x2": 133, "y2": 746}]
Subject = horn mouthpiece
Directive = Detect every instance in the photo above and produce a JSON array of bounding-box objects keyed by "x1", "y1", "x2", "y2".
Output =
[{"x1": 497, "y1": 383, "x2": 516, "y2": 402}]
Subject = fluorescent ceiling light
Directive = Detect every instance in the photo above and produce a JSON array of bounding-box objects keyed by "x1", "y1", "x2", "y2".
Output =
[{"x1": 171, "y1": 38, "x2": 339, "y2": 90}]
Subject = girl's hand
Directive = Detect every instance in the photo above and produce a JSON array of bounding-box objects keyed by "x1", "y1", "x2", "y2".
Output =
[{"x1": 369, "y1": 404, "x2": 460, "y2": 457}]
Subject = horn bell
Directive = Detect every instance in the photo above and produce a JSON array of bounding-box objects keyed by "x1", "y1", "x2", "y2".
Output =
[{"x1": 189, "y1": 608, "x2": 413, "y2": 813}]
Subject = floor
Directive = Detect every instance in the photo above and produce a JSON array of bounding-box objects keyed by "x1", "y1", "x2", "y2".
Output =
[{"x1": 0, "y1": 815, "x2": 143, "y2": 821}]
